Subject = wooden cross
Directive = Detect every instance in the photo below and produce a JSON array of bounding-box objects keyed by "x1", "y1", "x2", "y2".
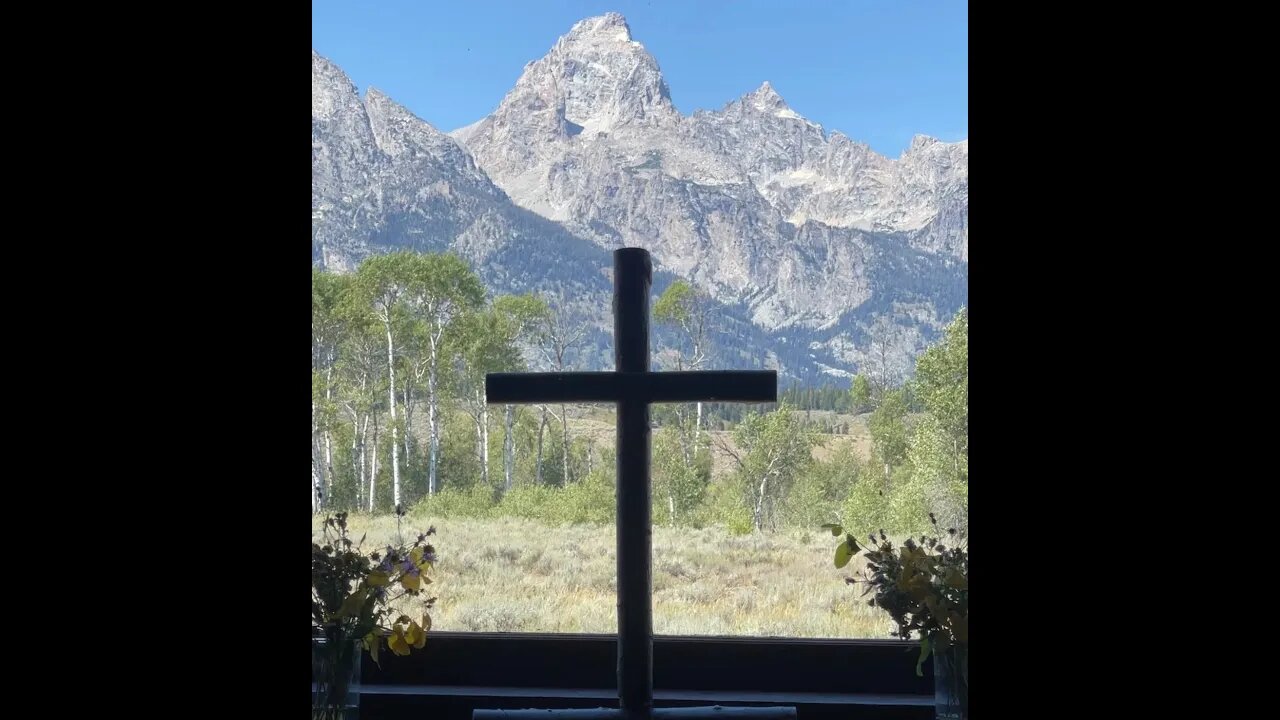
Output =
[{"x1": 474, "y1": 249, "x2": 794, "y2": 720}]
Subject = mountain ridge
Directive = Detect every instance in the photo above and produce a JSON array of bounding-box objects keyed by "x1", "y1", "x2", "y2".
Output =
[{"x1": 312, "y1": 13, "x2": 967, "y2": 382}]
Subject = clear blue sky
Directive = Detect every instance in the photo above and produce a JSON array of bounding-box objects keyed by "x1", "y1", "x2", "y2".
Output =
[{"x1": 312, "y1": 0, "x2": 967, "y2": 157}]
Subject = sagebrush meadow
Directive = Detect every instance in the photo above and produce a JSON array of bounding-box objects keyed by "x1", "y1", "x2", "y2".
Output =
[
  {"x1": 314, "y1": 252, "x2": 966, "y2": 638},
  {"x1": 319, "y1": 514, "x2": 900, "y2": 638}
]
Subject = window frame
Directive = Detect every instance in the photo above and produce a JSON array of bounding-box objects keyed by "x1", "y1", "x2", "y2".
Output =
[{"x1": 360, "y1": 631, "x2": 934, "y2": 720}]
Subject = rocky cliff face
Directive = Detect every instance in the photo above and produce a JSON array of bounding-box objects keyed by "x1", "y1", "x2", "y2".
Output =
[{"x1": 312, "y1": 12, "x2": 967, "y2": 381}]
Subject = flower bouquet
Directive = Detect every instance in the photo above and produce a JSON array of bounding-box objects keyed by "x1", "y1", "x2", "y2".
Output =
[
  {"x1": 825, "y1": 514, "x2": 967, "y2": 719},
  {"x1": 312, "y1": 511, "x2": 437, "y2": 719}
]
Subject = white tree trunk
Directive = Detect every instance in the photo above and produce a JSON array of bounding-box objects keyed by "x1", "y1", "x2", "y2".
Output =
[
  {"x1": 480, "y1": 389, "x2": 490, "y2": 487},
  {"x1": 561, "y1": 403, "x2": 571, "y2": 484},
  {"x1": 753, "y1": 472, "x2": 770, "y2": 533},
  {"x1": 676, "y1": 406, "x2": 692, "y2": 466},
  {"x1": 369, "y1": 416, "x2": 380, "y2": 513},
  {"x1": 311, "y1": 402, "x2": 324, "y2": 511},
  {"x1": 312, "y1": 456, "x2": 321, "y2": 514},
  {"x1": 324, "y1": 367, "x2": 336, "y2": 495},
  {"x1": 349, "y1": 415, "x2": 361, "y2": 510},
  {"x1": 428, "y1": 334, "x2": 441, "y2": 495},
  {"x1": 383, "y1": 320, "x2": 402, "y2": 509},
  {"x1": 357, "y1": 414, "x2": 370, "y2": 510},
  {"x1": 403, "y1": 384, "x2": 413, "y2": 467},
  {"x1": 324, "y1": 433, "x2": 334, "y2": 496},
  {"x1": 751, "y1": 455, "x2": 784, "y2": 533},
  {"x1": 473, "y1": 393, "x2": 485, "y2": 484},
  {"x1": 694, "y1": 401, "x2": 703, "y2": 454},
  {"x1": 536, "y1": 407, "x2": 548, "y2": 485},
  {"x1": 504, "y1": 405, "x2": 515, "y2": 492}
]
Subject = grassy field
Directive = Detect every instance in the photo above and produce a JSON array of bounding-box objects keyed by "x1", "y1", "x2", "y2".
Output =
[
  {"x1": 322, "y1": 513, "x2": 895, "y2": 639},
  {"x1": 320, "y1": 408, "x2": 898, "y2": 638}
]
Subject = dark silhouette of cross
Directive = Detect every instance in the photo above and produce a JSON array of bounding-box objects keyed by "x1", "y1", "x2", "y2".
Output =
[{"x1": 476, "y1": 248, "x2": 793, "y2": 720}]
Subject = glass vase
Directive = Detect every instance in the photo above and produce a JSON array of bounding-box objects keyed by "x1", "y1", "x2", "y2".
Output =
[
  {"x1": 312, "y1": 634, "x2": 361, "y2": 720},
  {"x1": 933, "y1": 643, "x2": 968, "y2": 720}
]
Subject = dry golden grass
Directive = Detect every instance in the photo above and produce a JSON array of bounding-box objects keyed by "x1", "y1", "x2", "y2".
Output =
[
  {"x1": 331, "y1": 409, "x2": 890, "y2": 637},
  {"x1": 321, "y1": 514, "x2": 895, "y2": 639}
]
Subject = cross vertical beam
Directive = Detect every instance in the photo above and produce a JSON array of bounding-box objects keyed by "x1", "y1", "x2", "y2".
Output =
[
  {"x1": 614, "y1": 248, "x2": 652, "y2": 718},
  {"x1": 478, "y1": 247, "x2": 787, "y2": 720}
]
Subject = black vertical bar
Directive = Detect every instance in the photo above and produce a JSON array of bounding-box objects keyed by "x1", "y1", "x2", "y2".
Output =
[{"x1": 613, "y1": 247, "x2": 652, "y2": 718}]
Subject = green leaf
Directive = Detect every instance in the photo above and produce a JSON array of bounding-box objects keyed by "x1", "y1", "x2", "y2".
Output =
[
  {"x1": 834, "y1": 540, "x2": 855, "y2": 568},
  {"x1": 845, "y1": 533, "x2": 860, "y2": 553},
  {"x1": 916, "y1": 636, "x2": 932, "y2": 677},
  {"x1": 821, "y1": 523, "x2": 843, "y2": 536},
  {"x1": 336, "y1": 589, "x2": 368, "y2": 619}
]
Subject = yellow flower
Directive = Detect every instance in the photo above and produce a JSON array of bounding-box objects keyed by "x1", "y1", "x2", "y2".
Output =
[
  {"x1": 406, "y1": 618, "x2": 427, "y2": 650},
  {"x1": 398, "y1": 549, "x2": 433, "y2": 591},
  {"x1": 388, "y1": 624, "x2": 411, "y2": 656},
  {"x1": 387, "y1": 616, "x2": 429, "y2": 656},
  {"x1": 400, "y1": 568, "x2": 430, "y2": 591}
]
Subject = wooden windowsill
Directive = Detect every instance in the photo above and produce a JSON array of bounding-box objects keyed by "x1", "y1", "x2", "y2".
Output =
[{"x1": 360, "y1": 684, "x2": 932, "y2": 707}]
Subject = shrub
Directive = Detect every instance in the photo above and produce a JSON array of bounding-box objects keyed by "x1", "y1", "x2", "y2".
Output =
[{"x1": 412, "y1": 485, "x2": 495, "y2": 520}]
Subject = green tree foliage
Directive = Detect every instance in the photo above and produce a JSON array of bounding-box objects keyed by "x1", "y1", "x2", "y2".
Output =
[
  {"x1": 846, "y1": 309, "x2": 969, "y2": 535},
  {"x1": 653, "y1": 280, "x2": 705, "y2": 359},
  {"x1": 492, "y1": 294, "x2": 552, "y2": 343},
  {"x1": 868, "y1": 387, "x2": 911, "y2": 477},
  {"x1": 353, "y1": 253, "x2": 417, "y2": 508},
  {"x1": 912, "y1": 308, "x2": 967, "y2": 481},
  {"x1": 654, "y1": 279, "x2": 712, "y2": 478},
  {"x1": 784, "y1": 444, "x2": 863, "y2": 528},
  {"x1": 447, "y1": 306, "x2": 522, "y2": 485},
  {"x1": 313, "y1": 257, "x2": 968, "y2": 540},
  {"x1": 728, "y1": 406, "x2": 815, "y2": 532},
  {"x1": 899, "y1": 414, "x2": 967, "y2": 531},
  {"x1": 850, "y1": 375, "x2": 872, "y2": 413},
  {"x1": 653, "y1": 428, "x2": 710, "y2": 526}
]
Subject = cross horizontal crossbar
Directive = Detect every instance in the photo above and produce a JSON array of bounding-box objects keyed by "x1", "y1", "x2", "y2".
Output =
[{"x1": 487, "y1": 371, "x2": 777, "y2": 405}]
